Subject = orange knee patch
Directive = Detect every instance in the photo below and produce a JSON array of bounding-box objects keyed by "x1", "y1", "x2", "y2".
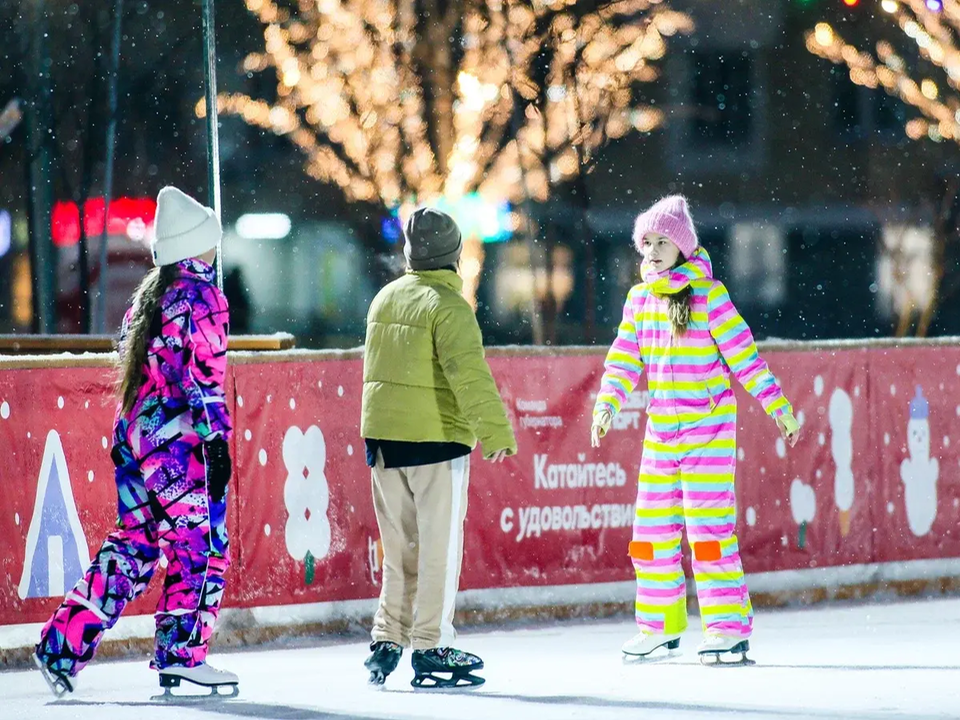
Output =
[
  {"x1": 693, "y1": 540, "x2": 722, "y2": 562},
  {"x1": 629, "y1": 541, "x2": 655, "y2": 561}
]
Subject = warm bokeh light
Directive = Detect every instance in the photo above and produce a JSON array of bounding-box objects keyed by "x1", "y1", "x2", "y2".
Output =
[
  {"x1": 806, "y1": 0, "x2": 960, "y2": 147},
  {"x1": 199, "y1": 0, "x2": 692, "y2": 209}
]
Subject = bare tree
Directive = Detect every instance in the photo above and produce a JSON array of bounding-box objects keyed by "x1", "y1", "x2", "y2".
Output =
[
  {"x1": 211, "y1": 0, "x2": 690, "y2": 327},
  {"x1": 807, "y1": 0, "x2": 960, "y2": 336}
]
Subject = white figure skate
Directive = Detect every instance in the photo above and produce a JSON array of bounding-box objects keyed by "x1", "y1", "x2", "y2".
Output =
[
  {"x1": 697, "y1": 635, "x2": 754, "y2": 666},
  {"x1": 621, "y1": 632, "x2": 682, "y2": 659},
  {"x1": 154, "y1": 663, "x2": 239, "y2": 700}
]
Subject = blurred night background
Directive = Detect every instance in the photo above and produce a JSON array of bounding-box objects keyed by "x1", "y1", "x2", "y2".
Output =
[{"x1": 0, "y1": 0, "x2": 957, "y2": 348}]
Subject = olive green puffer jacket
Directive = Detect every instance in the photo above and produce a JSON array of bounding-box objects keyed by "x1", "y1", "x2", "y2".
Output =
[{"x1": 360, "y1": 269, "x2": 517, "y2": 458}]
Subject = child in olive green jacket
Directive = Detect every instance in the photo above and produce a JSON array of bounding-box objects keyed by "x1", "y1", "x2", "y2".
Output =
[{"x1": 361, "y1": 207, "x2": 517, "y2": 689}]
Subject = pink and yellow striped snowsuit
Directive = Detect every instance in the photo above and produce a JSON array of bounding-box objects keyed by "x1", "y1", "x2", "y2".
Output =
[{"x1": 595, "y1": 248, "x2": 792, "y2": 639}]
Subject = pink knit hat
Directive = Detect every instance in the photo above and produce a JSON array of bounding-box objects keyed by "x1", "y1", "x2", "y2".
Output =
[{"x1": 632, "y1": 195, "x2": 698, "y2": 259}]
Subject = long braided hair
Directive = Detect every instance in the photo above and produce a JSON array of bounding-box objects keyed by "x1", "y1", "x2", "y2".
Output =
[
  {"x1": 117, "y1": 265, "x2": 178, "y2": 414},
  {"x1": 666, "y1": 255, "x2": 692, "y2": 338}
]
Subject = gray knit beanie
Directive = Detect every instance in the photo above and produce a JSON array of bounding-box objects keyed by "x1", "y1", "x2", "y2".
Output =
[{"x1": 403, "y1": 207, "x2": 463, "y2": 271}]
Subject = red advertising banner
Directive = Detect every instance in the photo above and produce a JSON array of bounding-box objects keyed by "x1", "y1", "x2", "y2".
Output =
[
  {"x1": 1, "y1": 346, "x2": 958, "y2": 629},
  {"x1": 0, "y1": 364, "x2": 242, "y2": 627}
]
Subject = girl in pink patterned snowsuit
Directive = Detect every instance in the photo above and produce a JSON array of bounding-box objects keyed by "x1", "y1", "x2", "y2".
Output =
[{"x1": 35, "y1": 187, "x2": 236, "y2": 695}]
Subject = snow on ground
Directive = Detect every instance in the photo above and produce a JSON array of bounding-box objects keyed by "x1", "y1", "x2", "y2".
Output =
[{"x1": 2, "y1": 597, "x2": 959, "y2": 720}]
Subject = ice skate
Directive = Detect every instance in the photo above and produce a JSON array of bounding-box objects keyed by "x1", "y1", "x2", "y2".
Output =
[
  {"x1": 34, "y1": 652, "x2": 76, "y2": 699},
  {"x1": 153, "y1": 663, "x2": 239, "y2": 700},
  {"x1": 621, "y1": 631, "x2": 682, "y2": 659},
  {"x1": 697, "y1": 635, "x2": 754, "y2": 666},
  {"x1": 364, "y1": 641, "x2": 402, "y2": 686},
  {"x1": 410, "y1": 647, "x2": 485, "y2": 689}
]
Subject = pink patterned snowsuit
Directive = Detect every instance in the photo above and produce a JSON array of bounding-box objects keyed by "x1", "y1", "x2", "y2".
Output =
[{"x1": 37, "y1": 258, "x2": 231, "y2": 676}]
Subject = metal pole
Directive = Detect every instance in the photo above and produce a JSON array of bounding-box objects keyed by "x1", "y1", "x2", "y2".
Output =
[
  {"x1": 96, "y1": 0, "x2": 124, "y2": 334},
  {"x1": 201, "y1": 0, "x2": 223, "y2": 290},
  {"x1": 24, "y1": 0, "x2": 56, "y2": 333}
]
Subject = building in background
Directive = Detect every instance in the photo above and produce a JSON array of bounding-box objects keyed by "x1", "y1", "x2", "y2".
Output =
[
  {"x1": 0, "y1": 0, "x2": 955, "y2": 345},
  {"x1": 472, "y1": 0, "x2": 958, "y2": 345},
  {"x1": 222, "y1": 216, "x2": 376, "y2": 348}
]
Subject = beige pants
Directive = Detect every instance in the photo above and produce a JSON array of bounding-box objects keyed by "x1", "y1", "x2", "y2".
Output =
[{"x1": 370, "y1": 452, "x2": 470, "y2": 650}]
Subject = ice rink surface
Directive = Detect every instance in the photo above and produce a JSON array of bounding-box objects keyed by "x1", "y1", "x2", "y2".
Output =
[{"x1": 2, "y1": 597, "x2": 958, "y2": 720}]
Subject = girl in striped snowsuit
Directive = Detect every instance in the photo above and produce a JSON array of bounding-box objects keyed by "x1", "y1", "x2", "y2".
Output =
[
  {"x1": 591, "y1": 196, "x2": 800, "y2": 660},
  {"x1": 34, "y1": 187, "x2": 237, "y2": 696}
]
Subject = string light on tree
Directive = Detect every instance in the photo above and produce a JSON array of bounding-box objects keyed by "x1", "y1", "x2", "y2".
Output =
[
  {"x1": 809, "y1": 0, "x2": 960, "y2": 340},
  {"x1": 201, "y1": 0, "x2": 692, "y2": 210},
  {"x1": 199, "y1": 0, "x2": 691, "y2": 309},
  {"x1": 806, "y1": 0, "x2": 960, "y2": 145}
]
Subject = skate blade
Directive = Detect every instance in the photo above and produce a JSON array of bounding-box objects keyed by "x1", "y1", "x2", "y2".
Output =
[
  {"x1": 698, "y1": 640, "x2": 753, "y2": 667},
  {"x1": 34, "y1": 654, "x2": 73, "y2": 699},
  {"x1": 410, "y1": 672, "x2": 485, "y2": 689},
  {"x1": 699, "y1": 655, "x2": 756, "y2": 667},
  {"x1": 150, "y1": 685, "x2": 239, "y2": 702},
  {"x1": 622, "y1": 648, "x2": 682, "y2": 665},
  {"x1": 153, "y1": 676, "x2": 239, "y2": 702},
  {"x1": 368, "y1": 669, "x2": 387, "y2": 686},
  {"x1": 698, "y1": 649, "x2": 755, "y2": 667}
]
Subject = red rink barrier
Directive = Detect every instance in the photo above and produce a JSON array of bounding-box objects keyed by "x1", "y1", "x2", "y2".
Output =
[{"x1": 1, "y1": 343, "x2": 959, "y2": 630}]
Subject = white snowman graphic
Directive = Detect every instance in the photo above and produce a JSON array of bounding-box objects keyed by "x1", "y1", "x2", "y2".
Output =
[
  {"x1": 828, "y1": 389, "x2": 855, "y2": 537},
  {"x1": 282, "y1": 425, "x2": 332, "y2": 583},
  {"x1": 900, "y1": 386, "x2": 939, "y2": 536}
]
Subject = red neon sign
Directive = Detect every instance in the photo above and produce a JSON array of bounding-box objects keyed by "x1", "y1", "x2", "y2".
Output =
[{"x1": 51, "y1": 197, "x2": 156, "y2": 248}]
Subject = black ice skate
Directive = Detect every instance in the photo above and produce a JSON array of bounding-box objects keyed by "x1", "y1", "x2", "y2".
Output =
[
  {"x1": 152, "y1": 663, "x2": 239, "y2": 701},
  {"x1": 364, "y1": 641, "x2": 403, "y2": 685},
  {"x1": 411, "y1": 647, "x2": 485, "y2": 689},
  {"x1": 697, "y1": 636, "x2": 755, "y2": 667},
  {"x1": 34, "y1": 652, "x2": 76, "y2": 698}
]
